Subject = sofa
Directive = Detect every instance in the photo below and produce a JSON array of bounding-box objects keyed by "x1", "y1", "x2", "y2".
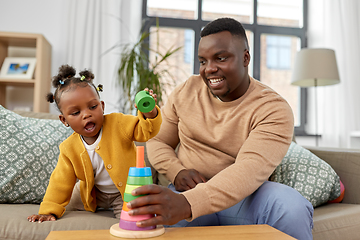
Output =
[
  {"x1": 1, "y1": 108, "x2": 360, "y2": 240},
  {"x1": 305, "y1": 146, "x2": 360, "y2": 240}
]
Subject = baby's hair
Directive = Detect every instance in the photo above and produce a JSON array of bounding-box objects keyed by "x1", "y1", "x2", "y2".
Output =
[{"x1": 46, "y1": 64, "x2": 103, "y2": 111}]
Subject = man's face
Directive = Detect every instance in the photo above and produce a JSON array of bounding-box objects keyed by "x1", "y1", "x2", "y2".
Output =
[{"x1": 198, "y1": 31, "x2": 250, "y2": 102}]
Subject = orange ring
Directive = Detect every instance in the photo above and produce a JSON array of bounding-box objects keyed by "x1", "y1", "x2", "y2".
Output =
[{"x1": 122, "y1": 202, "x2": 130, "y2": 212}]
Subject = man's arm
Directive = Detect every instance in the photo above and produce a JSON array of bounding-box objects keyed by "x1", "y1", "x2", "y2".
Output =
[
  {"x1": 147, "y1": 98, "x2": 206, "y2": 191},
  {"x1": 146, "y1": 97, "x2": 184, "y2": 183}
]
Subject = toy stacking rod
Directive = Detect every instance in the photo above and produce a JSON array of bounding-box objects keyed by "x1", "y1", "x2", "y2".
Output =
[
  {"x1": 110, "y1": 146, "x2": 165, "y2": 238},
  {"x1": 136, "y1": 146, "x2": 145, "y2": 168}
]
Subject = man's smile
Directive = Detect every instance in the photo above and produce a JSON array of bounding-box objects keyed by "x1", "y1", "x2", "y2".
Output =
[{"x1": 208, "y1": 77, "x2": 225, "y2": 88}]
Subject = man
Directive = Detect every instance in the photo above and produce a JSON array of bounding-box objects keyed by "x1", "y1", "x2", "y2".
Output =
[{"x1": 127, "y1": 18, "x2": 313, "y2": 240}]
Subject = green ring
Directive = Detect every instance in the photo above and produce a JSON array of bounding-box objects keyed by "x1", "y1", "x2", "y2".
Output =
[
  {"x1": 135, "y1": 90, "x2": 155, "y2": 113},
  {"x1": 125, "y1": 184, "x2": 142, "y2": 194},
  {"x1": 124, "y1": 192, "x2": 145, "y2": 202},
  {"x1": 127, "y1": 176, "x2": 153, "y2": 185}
]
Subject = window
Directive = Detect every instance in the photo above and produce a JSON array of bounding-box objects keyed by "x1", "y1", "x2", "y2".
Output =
[
  {"x1": 184, "y1": 29, "x2": 193, "y2": 64},
  {"x1": 266, "y1": 35, "x2": 292, "y2": 69},
  {"x1": 142, "y1": 0, "x2": 308, "y2": 134},
  {"x1": 147, "y1": 26, "x2": 194, "y2": 104}
]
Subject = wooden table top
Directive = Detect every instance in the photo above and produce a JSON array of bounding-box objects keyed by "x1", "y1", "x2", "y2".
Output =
[{"x1": 45, "y1": 224, "x2": 295, "y2": 240}]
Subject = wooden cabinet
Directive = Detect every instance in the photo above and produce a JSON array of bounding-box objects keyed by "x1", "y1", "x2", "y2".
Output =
[{"x1": 0, "y1": 32, "x2": 52, "y2": 112}]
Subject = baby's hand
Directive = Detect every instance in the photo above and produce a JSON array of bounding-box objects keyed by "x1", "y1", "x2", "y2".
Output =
[
  {"x1": 145, "y1": 88, "x2": 158, "y2": 104},
  {"x1": 27, "y1": 214, "x2": 56, "y2": 223}
]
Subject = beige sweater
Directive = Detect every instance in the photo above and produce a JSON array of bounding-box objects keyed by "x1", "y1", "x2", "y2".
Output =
[{"x1": 147, "y1": 75, "x2": 294, "y2": 220}]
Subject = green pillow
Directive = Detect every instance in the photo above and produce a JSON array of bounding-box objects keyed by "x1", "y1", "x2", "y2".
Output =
[
  {"x1": 270, "y1": 142, "x2": 341, "y2": 207},
  {"x1": 0, "y1": 105, "x2": 73, "y2": 203}
]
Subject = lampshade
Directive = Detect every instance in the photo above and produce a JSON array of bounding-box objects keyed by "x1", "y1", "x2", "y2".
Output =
[{"x1": 291, "y1": 48, "x2": 340, "y2": 87}]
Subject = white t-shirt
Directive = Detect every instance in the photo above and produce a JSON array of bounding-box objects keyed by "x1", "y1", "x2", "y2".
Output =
[{"x1": 81, "y1": 129, "x2": 118, "y2": 193}]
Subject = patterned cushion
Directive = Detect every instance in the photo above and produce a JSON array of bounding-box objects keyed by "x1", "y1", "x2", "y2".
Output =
[
  {"x1": 0, "y1": 105, "x2": 73, "y2": 203},
  {"x1": 270, "y1": 142, "x2": 341, "y2": 207}
]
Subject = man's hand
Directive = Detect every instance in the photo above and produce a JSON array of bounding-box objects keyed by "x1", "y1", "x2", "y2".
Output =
[
  {"x1": 27, "y1": 214, "x2": 56, "y2": 223},
  {"x1": 174, "y1": 169, "x2": 207, "y2": 191},
  {"x1": 127, "y1": 184, "x2": 191, "y2": 227}
]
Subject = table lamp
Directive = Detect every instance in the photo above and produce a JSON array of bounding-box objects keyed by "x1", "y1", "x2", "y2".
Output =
[{"x1": 291, "y1": 48, "x2": 340, "y2": 146}]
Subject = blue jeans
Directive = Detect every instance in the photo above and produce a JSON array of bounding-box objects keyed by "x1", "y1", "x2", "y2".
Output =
[{"x1": 167, "y1": 181, "x2": 313, "y2": 240}]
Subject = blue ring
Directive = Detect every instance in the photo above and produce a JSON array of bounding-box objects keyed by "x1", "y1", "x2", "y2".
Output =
[{"x1": 128, "y1": 167, "x2": 152, "y2": 177}]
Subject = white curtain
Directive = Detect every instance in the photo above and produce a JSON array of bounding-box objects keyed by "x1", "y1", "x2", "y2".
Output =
[
  {"x1": 63, "y1": 0, "x2": 142, "y2": 114},
  {"x1": 308, "y1": 0, "x2": 360, "y2": 148}
]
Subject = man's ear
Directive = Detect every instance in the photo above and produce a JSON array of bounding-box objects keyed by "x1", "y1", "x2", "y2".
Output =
[
  {"x1": 244, "y1": 49, "x2": 250, "y2": 67},
  {"x1": 59, "y1": 115, "x2": 69, "y2": 127}
]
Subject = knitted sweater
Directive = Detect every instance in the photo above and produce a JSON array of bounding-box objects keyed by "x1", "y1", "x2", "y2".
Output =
[
  {"x1": 147, "y1": 75, "x2": 293, "y2": 220},
  {"x1": 39, "y1": 107, "x2": 162, "y2": 218}
]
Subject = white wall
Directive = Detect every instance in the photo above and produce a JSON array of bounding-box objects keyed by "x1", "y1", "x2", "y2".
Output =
[
  {"x1": 0, "y1": 0, "x2": 142, "y2": 114},
  {"x1": 0, "y1": 0, "x2": 70, "y2": 113},
  {"x1": 0, "y1": 0, "x2": 71, "y2": 81},
  {"x1": 300, "y1": 0, "x2": 360, "y2": 149}
]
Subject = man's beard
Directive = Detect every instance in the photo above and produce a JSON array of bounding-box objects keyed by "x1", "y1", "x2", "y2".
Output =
[{"x1": 208, "y1": 86, "x2": 230, "y2": 100}]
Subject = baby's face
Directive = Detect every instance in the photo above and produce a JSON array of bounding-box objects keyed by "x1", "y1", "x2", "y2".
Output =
[{"x1": 59, "y1": 84, "x2": 104, "y2": 145}]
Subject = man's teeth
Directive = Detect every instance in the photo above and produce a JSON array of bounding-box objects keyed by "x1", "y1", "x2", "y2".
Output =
[{"x1": 209, "y1": 78, "x2": 223, "y2": 84}]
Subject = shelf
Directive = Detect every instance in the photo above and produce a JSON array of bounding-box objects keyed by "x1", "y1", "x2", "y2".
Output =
[
  {"x1": 0, "y1": 31, "x2": 52, "y2": 112},
  {"x1": 0, "y1": 78, "x2": 35, "y2": 86}
]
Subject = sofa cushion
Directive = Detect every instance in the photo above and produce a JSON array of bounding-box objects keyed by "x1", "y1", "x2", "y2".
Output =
[
  {"x1": 0, "y1": 204, "x2": 118, "y2": 240},
  {"x1": 270, "y1": 142, "x2": 341, "y2": 207},
  {"x1": 313, "y1": 203, "x2": 360, "y2": 240},
  {"x1": 305, "y1": 146, "x2": 360, "y2": 205},
  {"x1": 0, "y1": 106, "x2": 73, "y2": 204}
]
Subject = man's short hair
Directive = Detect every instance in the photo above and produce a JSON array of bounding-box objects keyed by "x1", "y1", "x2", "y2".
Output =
[{"x1": 200, "y1": 18, "x2": 249, "y2": 49}]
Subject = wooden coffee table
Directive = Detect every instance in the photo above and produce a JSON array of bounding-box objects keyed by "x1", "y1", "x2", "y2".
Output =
[{"x1": 45, "y1": 224, "x2": 295, "y2": 240}]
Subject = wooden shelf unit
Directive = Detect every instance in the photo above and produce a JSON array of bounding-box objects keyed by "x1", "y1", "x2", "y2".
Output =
[{"x1": 0, "y1": 31, "x2": 52, "y2": 112}]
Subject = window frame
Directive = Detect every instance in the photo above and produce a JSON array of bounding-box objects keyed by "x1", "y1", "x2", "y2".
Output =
[{"x1": 141, "y1": 0, "x2": 308, "y2": 135}]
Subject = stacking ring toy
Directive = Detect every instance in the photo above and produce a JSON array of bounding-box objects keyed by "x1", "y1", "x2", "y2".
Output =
[{"x1": 135, "y1": 90, "x2": 156, "y2": 113}]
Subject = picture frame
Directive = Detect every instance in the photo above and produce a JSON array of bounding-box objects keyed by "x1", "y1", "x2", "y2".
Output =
[{"x1": 0, "y1": 57, "x2": 36, "y2": 79}]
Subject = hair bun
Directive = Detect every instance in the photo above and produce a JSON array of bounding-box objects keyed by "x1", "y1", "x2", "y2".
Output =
[
  {"x1": 79, "y1": 69, "x2": 94, "y2": 81},
  {"x1": 58, "y1": 64, "x2": 76, "y2": 79}
]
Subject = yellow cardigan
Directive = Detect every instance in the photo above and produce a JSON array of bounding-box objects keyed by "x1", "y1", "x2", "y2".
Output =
[{"x1": 38, "y1": 107, "x2": 162, "y2": 218}]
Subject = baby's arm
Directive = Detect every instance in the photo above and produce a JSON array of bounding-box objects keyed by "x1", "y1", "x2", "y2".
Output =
[
  {"x1": 27, "y1": 214, "x2": 56, "y2": 223},
  {"x1": 27, "y1": 148, "x2": 76, "y2": 223}
]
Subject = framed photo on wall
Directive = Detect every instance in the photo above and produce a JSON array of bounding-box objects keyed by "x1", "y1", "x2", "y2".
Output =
[{"x1": 0, "y1": 57, "x2": 36, "y2": 79}]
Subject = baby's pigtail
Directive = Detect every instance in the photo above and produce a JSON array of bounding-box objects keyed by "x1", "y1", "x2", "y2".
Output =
[
  {"x1": 52, "y1": 75, "x2": 64, "y2": 88},
  {"x1": 79, "y1": 69, "x2": 94, "y2": 82},
  {"x1": 52, "y1": 65, "x2": 76, "y2": 88},
  {"x1": 46, "y1": 92, "x2": 55, "y2": 103},
  {"x1": 96, "y1": 84, "x2": 103, "y2": 92}
]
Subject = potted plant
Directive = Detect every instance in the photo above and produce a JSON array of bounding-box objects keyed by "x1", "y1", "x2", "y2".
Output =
[{"x1": 117, "y1": 20, "x2": 181, "y2": 114}]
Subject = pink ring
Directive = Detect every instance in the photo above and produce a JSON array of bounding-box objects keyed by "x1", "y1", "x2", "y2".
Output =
[
  {"x1": 119, "y1": 219, "x2": 156, "y2": 231},
  {"x1": 120, "y1": 210, "x2": 154, "y2": 222}
]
